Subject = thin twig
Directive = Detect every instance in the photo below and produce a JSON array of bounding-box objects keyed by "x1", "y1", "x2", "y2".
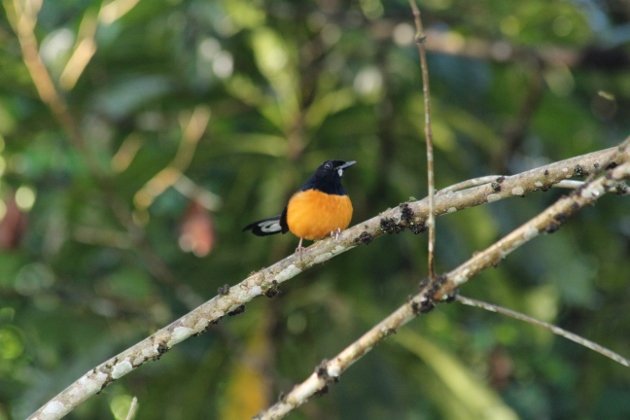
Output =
[
  {"x1": 437, "y1": 175, "x2": 504, "y2": 195},
  {"x1": 174, "y1": 174, "x2": 222, "y2": 211},
  {"x1": 455, "y1": 295, "x2": 630, "y2": 367},
  {"x1": 133, "y1": 106, "x2": 212, "y2": 214},
  {"x1": 438, "y1": 176, "x2": 625, "y2": 195},
  {"x1": 5, "y1": 0, "x2": 85, "y2": 155},
  {"x1": 124, "y1": 396, "x2": 139, "y2": 420},
  {"x1": 57, "y1": 0, "x2": 142, "y2": 91},
  {"x1": 409, "y1": 0, "x2": 436, "y2": 280},
  {"x1": 554, "y1": 179, "x2": 584, "y2": 189},
  {"x1": 27, "y1": 143, "x2": 627, "y2": 420}
]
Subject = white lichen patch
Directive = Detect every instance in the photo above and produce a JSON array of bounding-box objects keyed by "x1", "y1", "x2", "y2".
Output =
[
  {"x1": 249, "y1": 285, "x2": 262, "y2": 296},
  {"x1": 42, "y1": 401, "x2": 66, "y2": 417},
  {"x1": 276, "y1": 264, "x2": 301, "y2": 282},
  {"x1": 142, "y1": 345, "x2": 159, "y2": 359},
  {"x1": 313, "y1": 251, "x2": 336, "y2": 265},
  {"x1": 447, "y1": 207, "x2": 457, "y2": 213},
  {"x1": 327, "y1": 363, "x2": 341, "y2": 378},
  {"x1": 451, "y1": 268, "x2": 471, "y2": 286},
  {"x1": 169, "y1": 326, "x2": 194, "y2": 346},
  {"x1": 194, "y1": 318, "x2": 209, "y2": 332},
  {"x1": 452, "y1": 272, "x2": 467, "y2": 286},
  {"x1": 209, "y1": 309, "x2": 225, "y2": 321},
  {"x1": 487, "y1": 193, "x2": 501, "y2": 203},
  {"x1": 72, "y1": 374, "x2": 106, "y2": 397},
  {"x1": 523, "y1": 225, "x2": 539, "y2": 241},
  {"x1": 332, "y1": 244, "x2": 347, "y2": 254},
  {"x1": 111, "y1": 359, "x2": 133, "y2": 379},
  {"x1": 581, "y1": 184, "x2": 604, "y2": 199},
  {"x1": 289, "y1": 375, "x2": 321, "y2": 403},
  {"x1": 134, "y1": 346, "x2": 157, "y2": 365},
  {"x1": 534, "y1": 181, "x2": 543, "y2": 188},
  {"x1": 511, "y1": 186, "x2": 525, "y2": 196}
]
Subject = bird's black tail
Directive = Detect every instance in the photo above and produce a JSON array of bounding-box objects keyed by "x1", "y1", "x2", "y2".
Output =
[{"x1": 243, "y1": 216, "x2": 283, "y2": 236}]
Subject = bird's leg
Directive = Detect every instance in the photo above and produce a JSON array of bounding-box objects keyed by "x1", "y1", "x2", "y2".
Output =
[{"x1": 295, "y1": 238, "x2": 304, "y2": 255}]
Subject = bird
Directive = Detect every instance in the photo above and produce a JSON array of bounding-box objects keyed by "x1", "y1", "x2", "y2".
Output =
[{"x1": 243, "y1": 160, "x2": 356, "y2": 252}]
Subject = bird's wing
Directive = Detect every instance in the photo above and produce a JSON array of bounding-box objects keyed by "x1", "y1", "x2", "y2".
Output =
[{"x1": 279, "y1": 206, "x2": 289, "y2": 234}]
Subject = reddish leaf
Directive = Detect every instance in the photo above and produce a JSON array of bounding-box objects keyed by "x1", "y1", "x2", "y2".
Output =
[{"x1": 178, "y1": 200, "x2": 215, "y2": 257}]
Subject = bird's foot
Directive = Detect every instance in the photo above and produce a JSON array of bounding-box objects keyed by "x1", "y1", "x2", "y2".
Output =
[
  {"x1": 330, "y1": 228, "x2": 342, "y2": 241},
  {"x1": 294, "y1": 238, "x2": 304, "y2": 258}
]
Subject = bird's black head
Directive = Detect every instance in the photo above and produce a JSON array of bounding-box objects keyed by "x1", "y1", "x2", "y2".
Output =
[{"x1": 300, "y1": 160, "x2": 356, "y2": 195}]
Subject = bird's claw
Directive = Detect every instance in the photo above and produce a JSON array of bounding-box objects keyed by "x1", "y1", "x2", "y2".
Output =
[{"x1": 330, "y1": 228, "x2": 342, "y2": 241}]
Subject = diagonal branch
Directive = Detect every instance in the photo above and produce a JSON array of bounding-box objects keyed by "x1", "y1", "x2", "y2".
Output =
[
  {"x1": 132, "y1": 105, "x2": 215, "y2": 213},
  {"x1": 455, "y1": 295, "x2": 630, "y2": 367},
  {"x1": 27, "y1": 143, "x2": 627, "y2": 420},
  {"x1": 4, "y1": 0, "x2": 84, "y2": 152},
  {"x1": 254, "y1": 139, "x2": 629, "y2": 419}
]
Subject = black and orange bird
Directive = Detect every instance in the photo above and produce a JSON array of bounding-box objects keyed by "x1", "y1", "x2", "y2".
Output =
[{"x1": 244, "y1": 160, "x2": 356, "y2": 251}]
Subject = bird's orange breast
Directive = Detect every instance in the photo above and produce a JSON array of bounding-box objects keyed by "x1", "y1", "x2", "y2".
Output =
[{"x1": 286, "y1": 189, "x2": 353, "y2": 240}]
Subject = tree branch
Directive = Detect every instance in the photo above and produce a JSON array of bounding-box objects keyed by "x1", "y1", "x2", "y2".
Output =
[
  {"x1": 132, "y1": 105, "x2": 214, "y2": 214},
  {"x1": 4, "y1": 0, "x2": 84, "y2": 154},
  {"x1": 254, "y1": 139, "x2": 629, "y2": 419},
  {"x1": 409, "y1": 0, "x2": 436, "y2": 279},
  {"x1": 455, "y1": 295, "x2": 630, "y2": 367},
  {"x1": 27, "y1": 143, "x2": 627, "y2": 420}
]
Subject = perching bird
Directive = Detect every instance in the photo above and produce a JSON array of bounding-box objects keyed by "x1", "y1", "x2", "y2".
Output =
[{"x1": 243, "y1": 160, "x2": 356, "y2": 251}]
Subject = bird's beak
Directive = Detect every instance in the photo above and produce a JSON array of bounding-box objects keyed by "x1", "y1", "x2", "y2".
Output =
[
  {"x1": 335, "y1": 160, "x2": 356, "y2": 177},
  {"x1": 336, "y1": 160, "x2": 356, "y2": 170}
]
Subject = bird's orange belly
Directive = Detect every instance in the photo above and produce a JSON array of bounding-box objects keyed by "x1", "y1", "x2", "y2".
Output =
[{"x1": 286, "y1": 189, "x2": 353, "y2": 240}]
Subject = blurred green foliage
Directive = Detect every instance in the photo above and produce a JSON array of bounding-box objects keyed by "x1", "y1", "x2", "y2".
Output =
[{"x1": 1, "y1": 0, "x2": 629, "y2": 418}]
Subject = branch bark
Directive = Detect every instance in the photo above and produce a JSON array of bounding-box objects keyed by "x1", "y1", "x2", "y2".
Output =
[{"x1": 28, "y1": 143, "x2": 627, "y2": 420}]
